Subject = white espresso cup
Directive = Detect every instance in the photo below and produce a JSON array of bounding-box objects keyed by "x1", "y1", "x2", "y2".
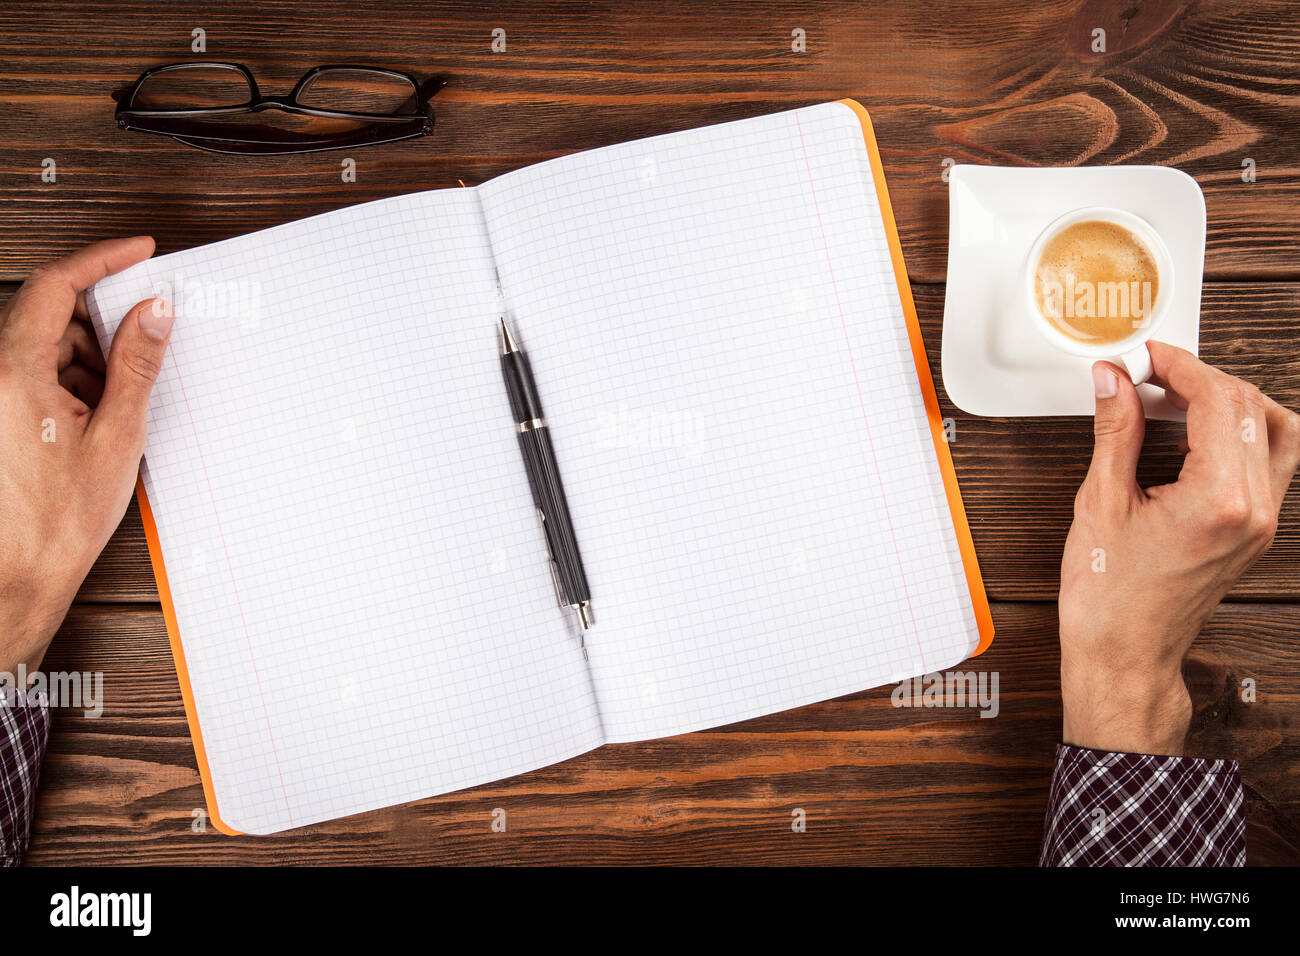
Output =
[{"x1": 1022, "y1": 206, "x2": 1174, "y2": 385}]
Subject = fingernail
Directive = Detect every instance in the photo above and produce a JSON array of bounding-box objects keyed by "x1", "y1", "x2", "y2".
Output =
[
  {"x1": 139, "y1": 298, "x2": 173, "y2": 342},
  {"x1": 1092, "y1": 363, "x2": 1117, "y2": 398}
]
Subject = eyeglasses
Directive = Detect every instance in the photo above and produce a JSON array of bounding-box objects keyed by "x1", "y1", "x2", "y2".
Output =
[{"x1": 113, "y1": 62, "x2": 446, "y2": 155}]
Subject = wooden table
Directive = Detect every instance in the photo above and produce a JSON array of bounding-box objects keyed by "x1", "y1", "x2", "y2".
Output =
[{"x1": 4, "y1": 0, "x2": 1298, "y2": 865}]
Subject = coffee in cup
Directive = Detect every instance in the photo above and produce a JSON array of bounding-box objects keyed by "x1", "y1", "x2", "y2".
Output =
[{"x1": 1023, "y1": 207, "x2": 1174, "y2": 384}]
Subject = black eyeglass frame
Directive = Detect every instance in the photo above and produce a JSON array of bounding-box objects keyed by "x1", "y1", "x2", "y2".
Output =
[{"x1": 113, "y1": 62, "x2": 447, "y2": 154}]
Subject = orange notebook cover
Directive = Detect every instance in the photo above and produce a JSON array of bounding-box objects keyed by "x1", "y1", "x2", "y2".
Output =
[{"x1": 117, "y1": 99, "x2": 992, "y2": 836}]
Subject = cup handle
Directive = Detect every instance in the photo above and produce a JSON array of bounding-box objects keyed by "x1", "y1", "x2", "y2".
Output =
[{"x1": 1117, "y1": 343, "x2": 1153, "y2": 385}]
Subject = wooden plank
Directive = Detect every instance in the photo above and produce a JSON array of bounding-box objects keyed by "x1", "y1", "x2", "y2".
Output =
[
  {"x1": 46, "y1": 281, "x2": 1300, "y2": 604},
  {"x1": 26, "y1": 601, "x2": 1300, "y2": 864},
  {"x1": 0, "y1": 0, "x2": 1297, "y2": 282}
]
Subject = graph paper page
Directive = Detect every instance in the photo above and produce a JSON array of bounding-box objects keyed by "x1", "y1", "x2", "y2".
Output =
[
  {"x1": 86, "y1": 189, "x2": 602, "y2": 833},
  {"x1": 480, "y1": 102, "x2": 980, "y2": 742}
]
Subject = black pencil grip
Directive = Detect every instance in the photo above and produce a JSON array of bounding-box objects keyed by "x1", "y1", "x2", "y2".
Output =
[
  {"x1": 501, "y1": 351, "x2": 545, "y2": 425},
  {"x1": 518, "y1": 427, "x2": 590, "y2": 605}
]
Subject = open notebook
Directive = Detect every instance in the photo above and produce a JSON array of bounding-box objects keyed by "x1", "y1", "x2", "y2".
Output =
[{"x1": 86, "y1": 99, "x2": 993, "y2": 835}]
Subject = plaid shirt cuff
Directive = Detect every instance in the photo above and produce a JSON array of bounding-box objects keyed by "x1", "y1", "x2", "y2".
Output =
[
  {"x1": 0, "y1": 695, "x2": 50, "y2": 867},
  {"x1": 1039, "y1": 743, "x2": 1245, "y2": 867}
]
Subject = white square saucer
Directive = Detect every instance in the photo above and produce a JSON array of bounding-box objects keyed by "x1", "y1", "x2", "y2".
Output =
[{"x1": 940, "y1": 165, "x2": 1205, "y2": 419}]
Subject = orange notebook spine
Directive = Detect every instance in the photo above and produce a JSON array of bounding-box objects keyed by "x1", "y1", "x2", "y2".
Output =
[{"x1": 136, "y1": 475, "x2": 243, "y2": 835}]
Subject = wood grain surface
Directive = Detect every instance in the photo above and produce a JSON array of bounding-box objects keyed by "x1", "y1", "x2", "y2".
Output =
[
  {"x1": 2, "y1": 0, "x2": 1297, "y2": 864},
  {"x1": 26, "y1": 602, "x2": 1300, "y2": 865},
  {"x1": 1, "y1": 0, "x2": 1298, "y2": 283}
]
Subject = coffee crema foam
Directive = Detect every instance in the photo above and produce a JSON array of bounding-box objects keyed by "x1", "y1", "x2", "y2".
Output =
[{"x1": 1033, "y1": 220, "x2": 1160, "y2": 346}]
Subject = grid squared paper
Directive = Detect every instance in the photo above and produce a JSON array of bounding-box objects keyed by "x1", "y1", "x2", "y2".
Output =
[
  {"x1": 85, "y1": 189, "x2": 603, "y2": 834},
  {"x1": 479, "y1": 102, "x2": 980, "y2": 742},
  {"x1": 84, "y1": 101, "x2": 982, "y2": 832}
]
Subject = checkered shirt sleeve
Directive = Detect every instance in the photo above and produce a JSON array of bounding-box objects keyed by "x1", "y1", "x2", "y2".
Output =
[
  {"x1": 1039, "y1": 743, "x2": 1245, "y2": 867},
  {"x1": 0, "y1": 698, "x2": 51, "y2": 867}
]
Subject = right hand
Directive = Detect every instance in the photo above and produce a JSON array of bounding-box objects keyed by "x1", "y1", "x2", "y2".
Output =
[{"x1": 1057, "y1": 341, "x2": 1300, "y2": 756}]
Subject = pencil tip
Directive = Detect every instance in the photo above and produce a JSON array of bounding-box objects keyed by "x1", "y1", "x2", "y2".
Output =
[{"x1": 498, "y1": 316, "x2": 518, "y2": 354}]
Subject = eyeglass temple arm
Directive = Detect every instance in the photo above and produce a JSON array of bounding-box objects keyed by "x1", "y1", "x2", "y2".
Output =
[{"x1": 418, "y1": 76, "x2": 448, "y2": 101}]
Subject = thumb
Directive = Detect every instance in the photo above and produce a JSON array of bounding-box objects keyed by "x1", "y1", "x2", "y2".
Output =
[
  {"x1": 91, "y1": 297, "x2": 173, "y2": 450},
  {"x1": 1085, "y1": 360, "x2": 1146, "y2": 489}
]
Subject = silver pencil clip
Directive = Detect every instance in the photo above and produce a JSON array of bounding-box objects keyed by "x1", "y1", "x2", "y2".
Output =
[
  {"x1": 536, "y1": 508, "x2": 588, "y2": 660},
  {"x1": 536, "y1": 508, "x2": 566, "y2": 608}
]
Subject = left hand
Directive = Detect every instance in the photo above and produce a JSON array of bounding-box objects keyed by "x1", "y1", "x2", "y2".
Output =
[{"x1": 0, "y1": 237, "x2": 173, "y2": 674}]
